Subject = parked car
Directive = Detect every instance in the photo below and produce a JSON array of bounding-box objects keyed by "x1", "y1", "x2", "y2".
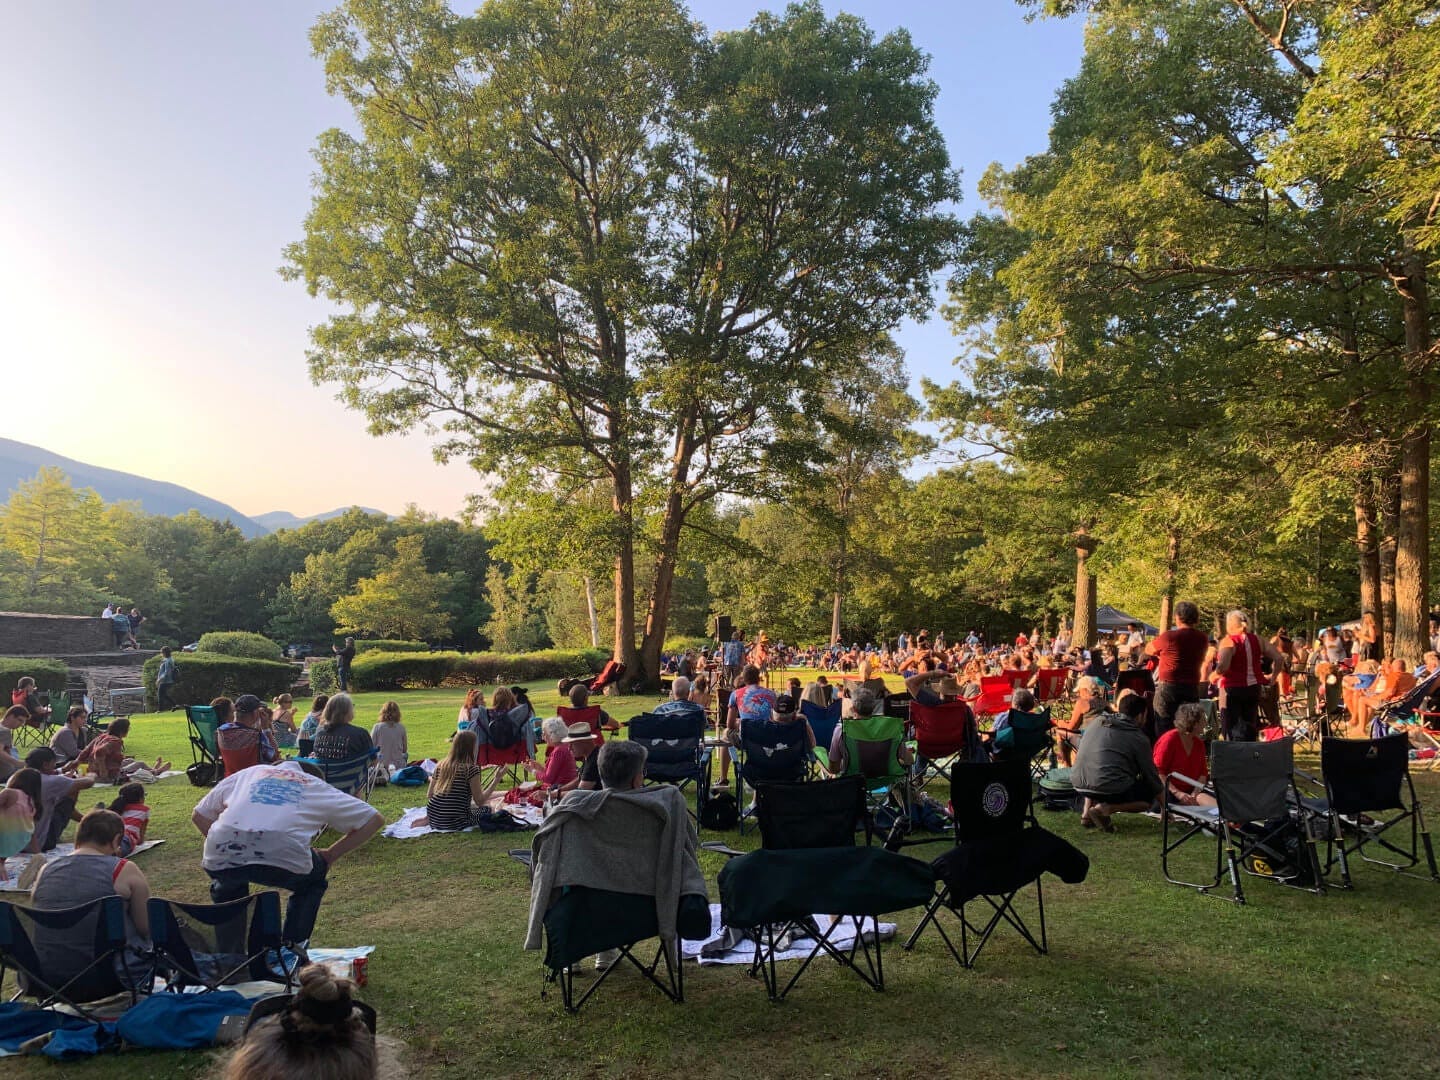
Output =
[
  {"x1": 181, "y1": 642, "x2": 199, "y2": 652},
  {"x1": 285, "y1": 642, "x2": 314, "y2": 660}
]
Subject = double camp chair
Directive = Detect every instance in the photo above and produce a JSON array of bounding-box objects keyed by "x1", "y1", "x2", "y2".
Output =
[
  {"x1": 628, "y1": 708, "x2": 713, "y2": 822},
  {"x1": 712, "y1": 776, "x2": 934, "y2": 1001}
]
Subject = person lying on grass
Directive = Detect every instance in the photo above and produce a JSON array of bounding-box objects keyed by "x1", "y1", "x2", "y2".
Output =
[{"x1": 76, "y1": 717, "x2": 170, "y2": 782}]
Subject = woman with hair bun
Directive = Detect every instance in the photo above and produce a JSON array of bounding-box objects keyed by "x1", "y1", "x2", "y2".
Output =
[{"x1": 225, "y1": 963, "x2": 376, "y2": 1079}]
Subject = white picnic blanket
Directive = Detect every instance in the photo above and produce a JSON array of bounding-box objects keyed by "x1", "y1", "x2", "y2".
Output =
[
  {"x1": 383, "y1": 803, "x2": 543, "y2": 839},
  {"x1": 0, "y1": 840, "x2": 165, "y2": 892},
  {"x1": 679, "y1": 903, "x2": 896, "y2": 965}
]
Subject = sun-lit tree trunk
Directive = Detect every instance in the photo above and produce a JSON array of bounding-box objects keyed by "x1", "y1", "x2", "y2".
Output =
[
  {"x1": 1073, "y1": 529, "x2": 1097, "y2": 649},
  {"x1": 1157, "y1": 527, "x2": 1180, "y2": 632},
  {"x1": 1393, "y1": 246, "x2": 1432, "y2": 665},
  {"x1": 1378, "y1": 465, "x2": 1400, "y2": 659},
  {"x1": 1354, "y1": 475, "x2": 1381, "y2": 629}
]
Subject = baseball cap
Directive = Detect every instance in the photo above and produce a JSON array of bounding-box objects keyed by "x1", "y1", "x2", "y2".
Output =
[{"x1": 234, "y1": 694, "x2": 263, "y2": 715}]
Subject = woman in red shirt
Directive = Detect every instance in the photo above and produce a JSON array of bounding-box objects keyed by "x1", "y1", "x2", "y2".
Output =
[
  {"x1": 1152, "y1": 704, "x2": 1215, "y2": 806},
  {"x1": 1214, "y1": 610, "x2": 1286, "y2": 742},
  {"x1": 1145, "y1": 601, "x2": 1210, "y2": 737}
]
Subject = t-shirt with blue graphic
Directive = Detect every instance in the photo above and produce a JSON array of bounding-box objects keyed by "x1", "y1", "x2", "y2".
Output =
[{"x1": 730, "y1": 684, "x2": 777, "y2": 722}]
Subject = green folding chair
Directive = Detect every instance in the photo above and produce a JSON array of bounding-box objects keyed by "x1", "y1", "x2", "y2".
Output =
[{"x1": 840, "y1": 713, "x2": 912, "y2": 844}]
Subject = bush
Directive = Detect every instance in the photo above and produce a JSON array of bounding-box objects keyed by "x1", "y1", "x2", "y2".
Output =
[
  {"x1": 308, "y1": 659, "x2": 339, "y2": 695},
  {"x1": 142, "y1": 651, "x2": 296, "y2": 709},
  {"x1": 0, "y1": 657, "x2": 68, "y2": 701},
  {"x1": 197, "y1": 631, "x2": 284, "y2": 662},
  {"x1": 345, "y1": 648, "x2": 607, "y2": 692},
  {"x1": 662, "y1": 636, "x2": 714, "y2": 656},
  {"x1": 352, "y1": 640, "x2": 429, "y2": 654}
]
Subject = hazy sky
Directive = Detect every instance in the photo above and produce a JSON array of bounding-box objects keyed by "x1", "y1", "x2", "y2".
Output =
[{"x1": 0, "y1": 2, "x2": 1082, "y2": 520}]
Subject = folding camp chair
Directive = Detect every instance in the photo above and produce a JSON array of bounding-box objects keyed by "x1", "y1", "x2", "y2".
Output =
[
  {"x1": 629, "y1": 709, "x2": 712, "y2": 823},
  {"x1": 839, "y1": 713, "x2": 913, "y2": 844},
  {"x1": 148, "y1": 891, "x2": 295, "y2": 992},
  {"x1": 967, "y1": 676, "x2": 1015, "y2": 723},
  {"x1": 557, "y1": 704, "x2": 609, "y2": 744},
  {"x1": 0, "y1": 895, "x2": 141, "y2": 1020},
  {"x1": 735, "y1": 718, "x2": 810, "y2": 835},
  {"x1": 904, "y1": 759, "x2": 1088, "y2": 968},
  {"x1": 1161, "y1": 737, "x2": 1326, "y2": 904},
  {"x1": 1320, "y1": 734, "x2": 1439, "y2": 885},
  {"x1": 186, "y1": 704, "x2": 224, "y2": 785},
  {"x1": 13, "y1": 691, "x2": 64, "y2": 749},
  {"x1": 477, "y1": 706, "x2": 533, "y2": 787},
  {"x1": 990, "y1": 707, "x2": 1055, "y2": 782},
  {"x1": 799, "y1": 699, "x2": 842, "y2": 774},
  {"x1": 714, "y1": 777, "x2": 935, "y2": 1001},
  {"x1": 1032, "y1": 668, "x2": 1070, "y2": 706},
  {"x1": 907, "y1": 700, "x2": 980, "y2": 792},
  {"x1": 313, "y1": 748, "x2": 381, "y2": 801},
  {"x1": 882, "y1": 693, "x2": 912, "y2": 722}
]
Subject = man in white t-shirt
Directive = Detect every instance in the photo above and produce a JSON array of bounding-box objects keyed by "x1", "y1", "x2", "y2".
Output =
[{"x1": 191, "y1": 760, "x2": 382, "y2": 947}]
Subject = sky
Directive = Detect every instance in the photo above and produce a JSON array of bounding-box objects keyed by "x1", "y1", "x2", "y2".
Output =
[{"x1": 0, "y1": 1, "x2": 1083, "y2": 520}]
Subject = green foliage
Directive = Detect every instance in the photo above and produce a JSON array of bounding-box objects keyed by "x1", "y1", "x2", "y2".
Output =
[
  {"x1": 196, "y1": 631, "x2": 284, "y2": 661},
  {"x1": 482, "y1": 566, "x2": 549, "y2": 653},
  {"x1": 352, "y1": 640, "x2": 428, "y2": 654},
  {"x1": 141, "y1": 651, "x2": 296, "y2": 710},
  {"x1": 308, "y1": 659, "x2": 339, "y2": 695},
  {"x1": 661, "y1": 636, "x2": 713, "y2": 656},
  {"x1": 0, "y1": 468, "x2": 113, "y2": 613},
  {"x1": 331, "y1": 534, "x2": 454, "y2": 641},
  {"x1": 0, "y1": 657, "x2": 68, "y2": 699},
  {"x1": 347, "y1": 648, "x2": 605, "y2": 692}
]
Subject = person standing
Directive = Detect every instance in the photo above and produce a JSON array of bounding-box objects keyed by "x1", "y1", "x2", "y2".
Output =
[
  {"x1": 721, "y1": 630, "x2": 745, "y2": 692},
  {"x1": 333, "y1": 637, "x2": 356, "y2": 692},
  {"x1": 155, "y1": 647, "x2": 180, "y2": 711},
  {"x1": 1214, "y1": 609, "x2": 1286, "y2": 742},
  {"x1": 1144, "y1": 602, "x2": 1209, "y2": 738}
]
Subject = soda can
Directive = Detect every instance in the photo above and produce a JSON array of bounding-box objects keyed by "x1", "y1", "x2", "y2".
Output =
[{"x1": 352, "y1": 956, "x2": 368, "y2": 986}]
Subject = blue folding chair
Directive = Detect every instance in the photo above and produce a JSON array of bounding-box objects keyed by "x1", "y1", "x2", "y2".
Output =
[
  {"x1": 307, "y1": 749, "x2": 381, "y2": 801},
  {"x1": 148, "y1": 891, "x2": 295, "y2": 992},
  {"x1": 0, "y1": 895, "x2": 140, "y2": 1019},
  {"x1": 800, "y1": 699, "x2": 843, "y2": 774}
]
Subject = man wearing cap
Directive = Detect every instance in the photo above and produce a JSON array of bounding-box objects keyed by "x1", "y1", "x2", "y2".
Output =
[
  {"x1": 193, "y1": 759, "x2": 383, "y2": 948},
  {"x1": 217, "y1": 694, "x2": 280, "y2": 771}
]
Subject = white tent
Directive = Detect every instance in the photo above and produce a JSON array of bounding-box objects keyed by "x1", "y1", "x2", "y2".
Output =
[{"x1": 1094, "y1": 604, "x2": 1159, "y2": 636}]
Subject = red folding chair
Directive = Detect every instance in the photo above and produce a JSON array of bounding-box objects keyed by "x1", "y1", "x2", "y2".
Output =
[
  {"x1": 966, "y1": 676, "x2": 1015, "y2": 725},
  {"x1": 1032, "y1": 668, "x2": 1070, "y2": 705},
  {"x1": 909, "y1": 700, "x2": 980, "y2": 790},
  {"x1": 558, "y1": 705, "x2": 609, "y2": 744}
]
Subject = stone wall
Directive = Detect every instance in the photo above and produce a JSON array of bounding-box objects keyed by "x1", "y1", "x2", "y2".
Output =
[{"x1": 0, "y1": 612, "x2": 115, "y2": 656}]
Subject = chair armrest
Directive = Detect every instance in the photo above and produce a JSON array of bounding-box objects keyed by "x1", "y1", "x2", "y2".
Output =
[
  {"x1": 1169, "y1": 771, "x2": 1210, "y2": 794},
  {"x1": 699, "y1": 841, "x2": 744, "y2": 859}
]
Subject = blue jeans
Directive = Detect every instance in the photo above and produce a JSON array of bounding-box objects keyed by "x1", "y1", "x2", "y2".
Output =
[
  {"x1": 337, "y1": 666, "x2": 350, "y2": 691},
  {"x1": 206, "y1": 850, "x2": 329, "y2": 945}
]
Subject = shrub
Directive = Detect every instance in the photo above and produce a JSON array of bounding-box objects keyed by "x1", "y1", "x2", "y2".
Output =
[
  {"x1": 662, "y1": 636, "x2": 713, "y2": 656},
  {"x1": 197, "y1": 631, "x2": 284, "y2": 662},
  {"x1": 308, "y1": 659, "x2": 339, "y2": 695},
  {"x1": 345, "y1": 648, "x2": 607, "y2": 692},
  {"x1": 352, "y1": 640, "x2": 429, "y2": 654},
  {"x1": 0, "y1": 657, "x2": 68, "y2": 701},
  {"x1": 142, "y1": 651, "x2": 296, "y2": 709}
]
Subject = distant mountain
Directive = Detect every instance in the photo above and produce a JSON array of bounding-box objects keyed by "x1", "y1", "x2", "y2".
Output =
[
  {"x1": 251, "y1": 507, "x2": 390, "y2": 531},
  {"x1": 0, "y1": 438, "x2": 267, "y2": 537}
]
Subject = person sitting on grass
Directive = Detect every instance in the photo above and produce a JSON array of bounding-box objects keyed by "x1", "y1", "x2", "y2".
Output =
[
  {"x1": 1153, "y1": 703, "x2": 1216, "y2": 807},
  {"x1": 1072, "y1": 690, "x2": 1163, "y2": 832},
  {"x1": 419, "y1": 730, "x2": 505, "y2": 832},
  {"x1": 370, "y1": 700, "x2": 409, "y2": 775},
  {"x1": 525, "y1": 718, "x2": 578, "y2": 791},
  {"x1": 193, "y1": 759, "x2": 383, "y2": 949},
  {"x1": 106, "y1": 781, "x2": 151, "y2": 854},
  {"x1": 313, "y1": 693, "x2": 374, "y2": 762},
  {"x1": 23, "y1": 747, "x2": 95, "y2": 852},
  {"x1": 223, "y1": 963, "x2": 376, "y2": 1080},
  {"x1": 76, "y1": 717, "x2": 170, "y2": 782},
  {"x1": 48, "y1": 705, "x2": 94, "y2": 768},
  {"x1": 31, "y1": 808, "x2": 152, "y2": 986},
  {"x1": 271, "y1": 694, "x2": 299, "y2": 749}
]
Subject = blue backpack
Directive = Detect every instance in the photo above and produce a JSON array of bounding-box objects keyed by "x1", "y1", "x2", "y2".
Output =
[{"x1": 391, "y1": 764, "x2": 427, "y2": 786}]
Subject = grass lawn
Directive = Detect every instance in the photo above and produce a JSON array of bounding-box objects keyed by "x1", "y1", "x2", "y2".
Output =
[{"x1": 6, "y1": 672, "x2": 1440, "y2": 1078}]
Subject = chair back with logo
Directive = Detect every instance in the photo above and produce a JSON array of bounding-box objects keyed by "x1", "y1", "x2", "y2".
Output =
[
  {"x1": 738, "y1": 718, "x2": 809, "y2": 787},
  {"x1": 1211, "y1": 737, "x2": 1293, "y2": 824},
  {"x1": 949, "y1": 759, "x2": 1034, "y2": 843}
]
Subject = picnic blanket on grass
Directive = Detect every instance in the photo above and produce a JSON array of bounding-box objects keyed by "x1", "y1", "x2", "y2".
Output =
[
  {"x1": 679, "y1": 903, "x2": 896, "y2": 965},
  {"x1": 0, "y1": 841, "x2": 164, "y2": 892},
  {"x1": 383, "y1": 803, "x2": 541, "y2": 839}
]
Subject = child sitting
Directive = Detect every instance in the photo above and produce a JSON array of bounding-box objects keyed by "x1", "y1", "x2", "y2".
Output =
[
  {"x1": 106, "y1": 782, "x2": 150, "y2": 855},
  {"x1": 298, "y1": 695, "x2": 327, "y2": 756},
  {"x1": 370, "y1": 701, "x2": 409, "y2": 776}
]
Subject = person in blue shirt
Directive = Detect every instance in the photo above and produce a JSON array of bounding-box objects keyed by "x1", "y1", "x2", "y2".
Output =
[{"x1": 721, "y1": 630, "x2": 746, "y2": 691}]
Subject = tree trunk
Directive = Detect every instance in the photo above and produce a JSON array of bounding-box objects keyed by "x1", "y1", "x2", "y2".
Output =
[
  {"x1": 611, "y1": 464, "x2": 638, "y2": 680},
  {"x1": 1393, "y1": 246, "x2": 1432, "y2": 666},
  {"x1": 583, "y1": 576, "x2": 600, "y2": 649},
  {"x1": 1073, "y1": 531, "x2": 1097, "y2": 649},
  {"x1": 1354, "y1": 475, "x2": 1381, "y2": 628},
  {"x1": 637, "y1": 422, "x2": 696, "y2": 691},
  {"x1": 1158, "y1": 528, "x2": 1180, "y2": 632},
  {"x1": 1378, "y1": 466, "x2": 1400, "y2": 659},
  {"x1": 830, "y1": 530, "x2": 847, "y2": 645}
]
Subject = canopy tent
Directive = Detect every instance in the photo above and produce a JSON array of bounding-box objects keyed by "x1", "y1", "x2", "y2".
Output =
[{"x1": 1094, "y1": 605, "x2": 1159, "y2": 636}]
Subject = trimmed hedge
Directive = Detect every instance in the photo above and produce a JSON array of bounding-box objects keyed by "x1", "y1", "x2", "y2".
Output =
[
  {"x1": 347, "y1": 648, "x2": 607, "y2": 692},
  {"x1": 197, "y1": 631, "x2": 284, "y2": 662},
  {"x1": 352, "y1": 640, "x2": 429, "y2": 654},
  {"x1": 0, "y1": 657, "x2": 68, "y2": 700},
  {"x1": 143, "y1": 651, "x2": 296, "y2": 709},
  {"x1": 308, "y1": 659, "x2": 339, "y2": 695}
]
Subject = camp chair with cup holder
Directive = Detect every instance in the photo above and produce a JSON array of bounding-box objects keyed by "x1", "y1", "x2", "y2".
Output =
[
  {"x1": 12, "y1": 690, "x2": 64, "y2": 750},
  {"x1": 1319, "y1": 734, "x2": 1439, "y2": 886},
  {"x1": 628, "y1": 709, "x2": 713, "y2": 824},
  {"x1": 711, "y1": 776, "x2": 935, "y2": 1002},
  {"x1": 477, "y1": 705, "x2": 534, "y2": 787},
  {"x1": 838, "y1": 713, "x2": 913, "y2": 847},
  {"x1": 308, "y1": 748, "x2": 382, "y2": 802},
  {"x1": 185, "y1": 704, "x2": 225, "y2": 786},
  {"x1": 904, "y1": 758, "x2": 1088, "y2": 969},
  {"x1": 0, "y1": 895, "x2": 145, "y2": 1020},
  {"x1": 907, "y1": 699, "x2": 980, "y2": 793},
  {"x1": 799, "y1": 699, "x2": 842, "y2": 775},
  {"x1": 989, "y1": 706, "x2": 1055, "y2": 783},
  {"x1": 1160, "y1": 736, "x2": 1327, "y2": 904},
  {"x1": 735, "y1": 717, "x2": 810, "y2": 835},
  {"x1": 148, "y1": 890, "x2": 298, "y2": 992}
]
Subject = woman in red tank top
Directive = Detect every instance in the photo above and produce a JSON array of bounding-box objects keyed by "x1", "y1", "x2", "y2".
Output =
[{"x1": 1214, "y1": 610, "x2": 1284, "y2": 741}]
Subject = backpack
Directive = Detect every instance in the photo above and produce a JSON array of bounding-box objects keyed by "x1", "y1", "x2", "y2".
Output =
[
  {"x1": 186, "y1": 761, "x2": 219, "y2": 787},
  {"x1": 699, "y1": 791, "x2": 739, "y2": 831},
  {"x1": 390, "y1": 764, "x2": 427, "y2": 786},
  {"x1": 485, "y1": 708, "x2": 521, "y2": 750}
]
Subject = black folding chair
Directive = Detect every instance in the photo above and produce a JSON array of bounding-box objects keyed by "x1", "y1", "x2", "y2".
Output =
[
  {"x1": 1320, "y1": 734, "x2": 1439, "y2": 886},
  {"x1": 629, "y1": 709, "x2": 712, "y2": 823},
  {"x1": 0, "y1": 895, "x2": 142, "y2": 1020},
  {"x1": 904, "y1": 758, "x2": 1087, "y2": 968},
  {"x1": 1161, "y1": 737, "x2": 1326, "y2": 904},
  {"x1": 715, "y1": 777, "x2": 934, "y2": 1001},
  {"x1": 735, "y1": 718, "x2": 810, "y2": 835},
  {"x1": 148, "y1": 891, "x2": 296, "y2": 992}
]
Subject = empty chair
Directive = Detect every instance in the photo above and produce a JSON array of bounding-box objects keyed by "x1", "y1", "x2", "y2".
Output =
[
  {"x1": 0, "y1": 895, "x2": 139, "y2": 1019},
  {"x1": 186, "y1": 705, "x2": 224, "y2": 786},
  {"x1": 1320, "y1": 734, "x2": 1438, "y2": 885},
  {"x1": 149, "y1": 891, "x2": 293, "y2": 991},
  {"x1": 736, "y1": 717, "x2": 810, "y2": 834}
]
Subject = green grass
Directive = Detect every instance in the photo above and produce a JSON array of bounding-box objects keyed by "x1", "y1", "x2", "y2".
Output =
[{"x1": 7, "y1": 674, "x2": 1440, "y2": 1078}]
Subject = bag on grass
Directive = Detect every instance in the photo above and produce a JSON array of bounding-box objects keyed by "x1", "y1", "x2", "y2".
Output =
[
  {"x1": 390, "y1": 764, "x2": 427, "y2": 786},
  {"x1": 699, "y1": 791, "x2": 739, "y2": 831},
  {"x1": 187, "y1": 762, "x2": 219, "y2": 787}
]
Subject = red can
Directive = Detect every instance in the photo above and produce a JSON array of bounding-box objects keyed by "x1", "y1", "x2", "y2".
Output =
[{"x1": 352, "y1": 956, "x2": 368, "y2": 987}]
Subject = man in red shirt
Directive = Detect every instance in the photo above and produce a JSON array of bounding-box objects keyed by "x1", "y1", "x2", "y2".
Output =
[{"x1": 1144, "y1": 601, "x2": 1210, "y2": 738}]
